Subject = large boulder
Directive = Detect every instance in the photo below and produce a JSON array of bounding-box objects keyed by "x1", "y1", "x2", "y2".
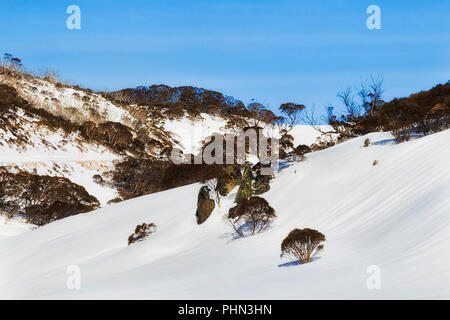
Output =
[{"x1": 196, "y1": 186, "x2": 215, "y2": 224}]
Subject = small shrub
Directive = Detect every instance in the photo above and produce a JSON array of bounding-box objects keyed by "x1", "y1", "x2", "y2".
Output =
[
  {"x1": 107, "y1": 197, "x2": 123, "y2": 205},
  {"x1": 281, "y1": 228, "x2": 326, "y2": 264},
  {"x1": 228, "y1": 196, "x2": 276, "y2": 237},
  {"x1": 128, "y1": 222, "x2": 157, "y2": 245},
  {"x1": 373, "y1": 160, "x2": 378, "y2": 166},
  {"x1": 363, "y1": 138, "x2": 371, "y2": 147},
  {"x1": 92, "y1": 174, "x2": 104, "y2": 184},
  {"x1": 293, "y1": 144, "x2": 311, "y2": 156}
]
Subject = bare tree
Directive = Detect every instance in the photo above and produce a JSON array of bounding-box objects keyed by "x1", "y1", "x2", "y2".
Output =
[
  {"x1": 299, "y1": 104, "x2": 338, "y2": 134},
  {"x1": 337, "y1": 87, "x2": 361, "y2": 120},
  {"x1": 359, "y1": 75, "x2": 384, "y2": 117}
]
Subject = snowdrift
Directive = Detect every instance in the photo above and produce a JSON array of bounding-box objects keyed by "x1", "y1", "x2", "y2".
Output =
[{"x1": 1, "y1": 129, "x2": 449, "y2": 299}]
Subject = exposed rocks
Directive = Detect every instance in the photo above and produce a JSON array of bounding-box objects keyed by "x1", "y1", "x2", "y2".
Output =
[{"x1": 196, "y1": 186, "x2": 215, "y2": 224}]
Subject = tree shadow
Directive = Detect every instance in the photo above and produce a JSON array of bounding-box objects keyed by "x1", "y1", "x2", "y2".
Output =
[
  {"x1": 220, "y1": 221, "x2": 274, "y2": 241},
  {"x1": 373, "y1": 138, "x2": 396, "y2": 146},
  {"x1": 276, "y1": 160, "x2": 294, "y2": 172},
  {"x1": 374, "y1": 133, "x2": 425, "y2": 146},
  {"x1": 278, "y1": 256, "x2": 321, "y2": 267}
]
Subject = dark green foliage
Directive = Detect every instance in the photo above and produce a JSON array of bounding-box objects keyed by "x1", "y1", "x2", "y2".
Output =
[
  {"x1": 215, "y1": 166, "x2": 242, "y2": 197},
  {"x1": 252, "y1": 163, "x2": 271, "y2": 195},
  {"x1": 235, "y1": 163, "x2": 254, "y2": 203}
]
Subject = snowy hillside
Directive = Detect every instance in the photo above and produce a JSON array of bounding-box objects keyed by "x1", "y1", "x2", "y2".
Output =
[
  {"x1": 0, "y1": 69, "x2": 326, "y2": 206},
  {"x1": 164, "y1": 113, "x2": 331, "y2": 154},
  {"x1": 0, "y1": 102, "x2": 121, "y2": 205},
  {"x1": 2, "y1": 129, "x2": 449, "y2": 299}
]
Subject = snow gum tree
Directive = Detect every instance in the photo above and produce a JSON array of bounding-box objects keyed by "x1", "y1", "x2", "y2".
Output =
[
  {"x1": 228, "y1": 196, "x2": 276, "y2": 237},
  {"x1": 281, "y1": 228, "x2": 326, "y2": 264}
]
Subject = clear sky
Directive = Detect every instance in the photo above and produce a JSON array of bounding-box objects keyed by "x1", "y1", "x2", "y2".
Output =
[{"x1": 1, "y1": 0, "x2": 449, "y2": 116}]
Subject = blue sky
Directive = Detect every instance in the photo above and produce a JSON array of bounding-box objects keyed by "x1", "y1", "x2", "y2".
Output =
[{"x1": 1, "y1": 0, "x2": 449, "y2": 117}]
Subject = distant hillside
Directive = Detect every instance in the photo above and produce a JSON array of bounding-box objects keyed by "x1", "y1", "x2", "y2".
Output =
[
  {"x1": 104, "y1": 85, "x2": 250, "y2": 118},
  {"x1": 1, "y1": 62, "x2": 448, "y2": 227},
  {"x1": 0, "y1": 64, "x2": 324, "y2": 226}
]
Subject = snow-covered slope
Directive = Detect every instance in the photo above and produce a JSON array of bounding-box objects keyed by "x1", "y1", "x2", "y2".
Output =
[
  {"x1": 0, "y1": 108, "x2": 120, "y2": 205},
  {"x1": 1, "y1": 129, "x2": 449, "y2": 299},
  {"x1": 11, "y1": 75, "x2": 136, "y2": 126}
]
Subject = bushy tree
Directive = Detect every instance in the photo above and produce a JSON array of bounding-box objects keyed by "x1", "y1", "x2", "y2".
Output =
[
  {"x1": 277, "y1": 103, "x2": 306, "y2": 158},
  {"x1": 228, "y1": 196, "x2": 276, "y2": 237},
  {"x1": 279, "y1": 102, "x2": 305, "y2": 131},
  {"x1": 281, "y1": 228, "x2": 326, "y2": 264},
  {"x1": 0, "y1": 170, "x2": 99, "y2": 226}
]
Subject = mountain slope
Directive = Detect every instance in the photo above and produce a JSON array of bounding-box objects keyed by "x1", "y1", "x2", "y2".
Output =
[
  {"x1": 1, "y1": 129, "x2": 449, "y2": 299},
  {"x1": 1, "y1": 70, "x2": 327, "y2": 211}
]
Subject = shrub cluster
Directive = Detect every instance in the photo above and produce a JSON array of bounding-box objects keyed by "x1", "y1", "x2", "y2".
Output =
[
  {"x1": 342, "y1": 82, "x2": 449, "y2": 142},
  {"x1": 0, "y1": 169, "x2": 100, "y2": 226},
  {"x1": 104, "y1": 85, "x2": 251, "y2": 120},
  {"x1": 128, "y1": 222, "x2": 157, "y2": 245},
  {"x1": 78, "y1": 121, "x2": 149, "y2": 155}
]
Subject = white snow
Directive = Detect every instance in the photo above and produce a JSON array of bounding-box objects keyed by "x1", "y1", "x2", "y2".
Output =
[
  {"x1": 164, "y1": 113, "x2": 330, "y2": 154},
  {"x1": 0, "y1": 119, "x2": 120, "y2": 206},
  {"x1": 14, "y1": 77, "x2": 136, "y2": 127},
  {"x1": 1, "y1": 129, "x2": 449, "y2": 299},
  {"x1": 0, "y1": 216, "x2": 36, "y2": 240}
]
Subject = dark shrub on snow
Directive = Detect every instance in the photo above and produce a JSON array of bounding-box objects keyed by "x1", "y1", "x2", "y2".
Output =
[
  {"x1": 0, "y1": 169, "x2": 100, "y2": 226},
  {"x1": 281, "y1": 228, "x2": 326, "y2": 264},
  {"x1": 228, "y1": 196, "x2": 276, "y2": 237},
  {"x1": 128, "y1": 222, "x2": 157, "y2": 245}
]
